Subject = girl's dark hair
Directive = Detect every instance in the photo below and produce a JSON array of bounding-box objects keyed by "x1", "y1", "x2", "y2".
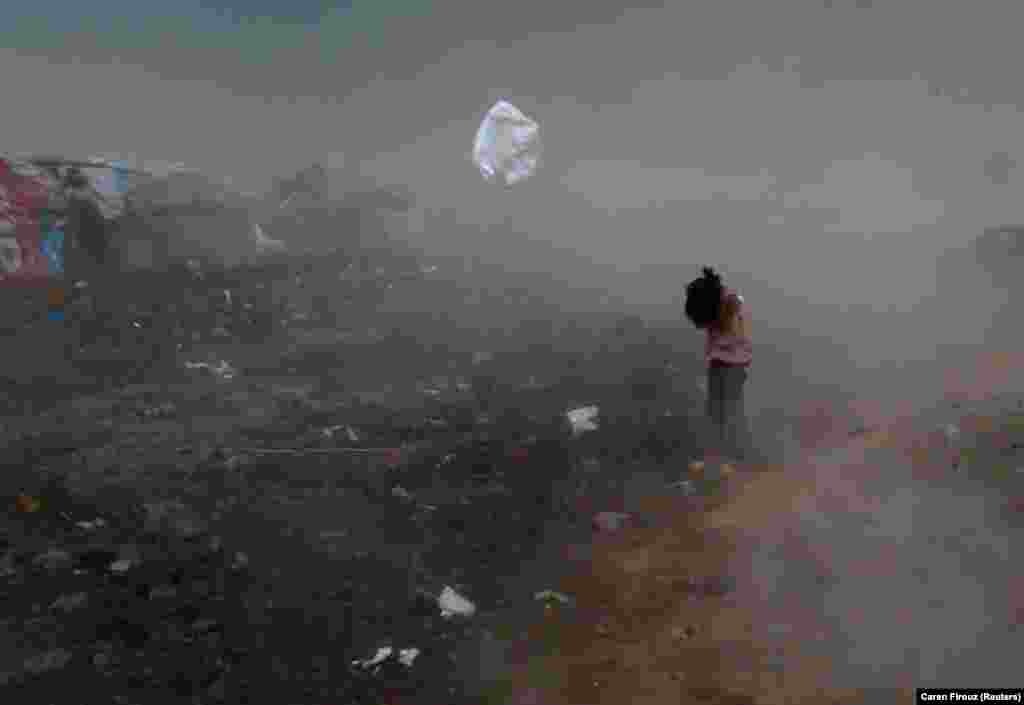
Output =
[{"x1": 684, "y1": 266, "x2": 724, "y2": 329}]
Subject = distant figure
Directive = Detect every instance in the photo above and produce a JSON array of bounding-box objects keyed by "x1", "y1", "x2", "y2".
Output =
[
  {"x1": 63, "y1": 168, "x2": 111, "y2": 287},
  {"x1": 685, "y1": 267, "x2": 753, "y2": 460}
]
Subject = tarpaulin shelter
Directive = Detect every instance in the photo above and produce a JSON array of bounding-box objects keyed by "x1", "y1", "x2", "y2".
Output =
[{"x1": 0, "y1": 153, "x2": 288, "y2": 285}]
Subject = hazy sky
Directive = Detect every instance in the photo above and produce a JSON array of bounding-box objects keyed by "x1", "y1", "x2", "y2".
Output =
[{"x1": 4, "y1": 0, "x2": 1022, "y2": 390}]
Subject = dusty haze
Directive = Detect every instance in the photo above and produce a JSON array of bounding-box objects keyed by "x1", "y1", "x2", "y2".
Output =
[{"x1": 3, "y1": 0, "x2": 1022, "y2": 406}]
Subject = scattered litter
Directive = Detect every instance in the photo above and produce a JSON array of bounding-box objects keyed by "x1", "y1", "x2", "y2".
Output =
[
  {"x1": 472, "y1": 100, "x2": 542, "y2": 185},
  {"x1": 231, "y1": 552, "x2": 249, "y2": 570},
  {"x1": 392, "y1": 486, "x2": 413, "y2": 501},
  {"x1": 108, "y1": 559, "x2": 134, "y2": 573},
  {"x1": 593, "y1": 511, "x2": 632, "y2": 532},
  {"x1": 688, "y1": 460, "x2": 705, "y2": 475},
  {"x1": 567, "y1": 406, "x2": 599, "y2": 436},
  {"x1": 50, "y1": 592, "x2": 88, "y2": 612},
  {"x1": 438, "y1": 586, "x2": 476, "y2": 618},
  {"x1": 943, "y1": 424, "x2": 960, "y2": 444},
  {"x1": 185, "y1": 360, "x2": 237, "y2": 381},
  {"x1": 534, "y1": 590, "x2": 573, "y2": 606},
  {"x1": 322, "y1": 425, "x2": 361, "y2": 442},
  {"x1": 667, "y1": 480, "x2": 697, "y2": 496},
  {"x1": 352, "y1": 646, "x2": 420, "y2": 671},
  {"x1": 398, "y1": 647, "x2": 420, "y2": 667},
  {"x1": 353, "y1": 647, "x2": 393, "y2": 670}
]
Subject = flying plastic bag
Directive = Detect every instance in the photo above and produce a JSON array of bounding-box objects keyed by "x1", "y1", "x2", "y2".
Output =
[{"x1": 472, "y1": 100, "x2": 541, "y2": 185}]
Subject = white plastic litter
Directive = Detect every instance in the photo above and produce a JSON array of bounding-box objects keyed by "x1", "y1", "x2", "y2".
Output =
[
  {"x1": 942, "y1": 424, "x2": 960, "y2": 445},
  {"x1": 352, "y1": 647, "x2": 392, "y2": 670},
  {"x1": 351, "y1": 646, "x2": 420, "y2": 670},
  {"x1": 108, "y1": 559, "x2": 134, "y2": 573},
  {"x1": 567, "y1": 406, "x2": 599, "y2": 436},
  {"x1": 438, "y1": 586, "x2": 476, "y2": 618},
  {"x1": 472, "y1": 100, "x2": 541, "y2": 185}
]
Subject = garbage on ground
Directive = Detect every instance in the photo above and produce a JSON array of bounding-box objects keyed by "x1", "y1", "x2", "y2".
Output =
[
  {"x1": 392, "y1": 486, "x2": 414, "y2": 501},
  {"x1": 438, "y1": 585, "x2": 476, "y2": 618},
  {"x1": 184, "y1": 360, "x2": 237, "y2": 381},
  {"x1": 567, "y1": 406, "x2": 599, "y2": 436},
  {"x1": 592, "y1": 511, "x2": 632, "y2": 533},
  {"x1": 472, "y1": 100, "x2": 542, "y2": 186},
  {"x1": 688, "y1": 460, "x2": 705, "y2": 475},
  {"x1": 943, "y1": 424, "x2": 961, "y2": 445},
  {"x1": 321, "y1": 425, "x2": 360, "y2": 442},
  {"x1": 108, "y1": 558, "x2": 134, "y2": 573},
  {"x1": 75, "y1": 517, "x2": 107, "y2": 531},
  {"x1": 50, "y1": 592, "x2": 88, "y2": 612},
  {"x1": 667, "y1": 480, "x2": 697, "y2": 496},
  {"x1": 351, "y1": 646, "x2": 421, "y2": 671}
]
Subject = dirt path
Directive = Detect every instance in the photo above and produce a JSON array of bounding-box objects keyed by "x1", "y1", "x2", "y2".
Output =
[{"x1": 506, "y1": 348, "x2": 1024, "y2": 705}]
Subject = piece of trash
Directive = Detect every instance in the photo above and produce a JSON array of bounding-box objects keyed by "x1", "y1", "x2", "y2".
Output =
[
  {"x1": 392, "y1": 486, "x2": 413, "y2": 501},
  {"x1": 688, "y1": 460, "x2": 705, "y2": 475},
  {"x1": 232, "y1": 552, "x2": 249, "y2": 570},
  {"x1": 438, "y1": 586, "x2": 476, "y2": 618},
  {"x1": 593, "y1": 511, "x2": 632, "y2": 532},
  {"x1": 75, "y1": 518, "x2": 107, "y2": 531},
  {"x1": 534, "y1": 590, "x2": 572, "y2": 606},
  {"x1": 16, "y1": 494, "x2": 41, "y2": 513},
  {"x1": 472, "y1": 100, "x2": 542, "y2": 185},
  {"x1": 322, "y1": 425, "x2": 361, "y2": 442},
  {"x1": 352, "y1": 647, "x2": 391, "y2": 670},
  {"x1": 352, "y1": 646, "x2": 420, "y2": 671},
  {"x1": 108, "y1": 559, "x2": 134, "y2": 574},
  {"x1": 185, "y1": 360, "x2": 237, "y2": 381},
  {"x1": 667, "y1": 480, "x2": 697, "y2": 496},
  {"x1": 720, "y1": 463, "x2": 736, "y2": 477},
  {"x1": 943, "y1": 424, "x2": 960, "y2": 444},
  {"x1": 567, "y1": 406, "x2": 599, "y2": 436},
  {"x1": 50, "y1": 592, "x2": 88, "y2": 612}
]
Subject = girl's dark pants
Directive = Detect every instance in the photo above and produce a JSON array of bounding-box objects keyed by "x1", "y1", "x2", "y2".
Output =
[{"x1": 706, "y1": 360, "x2": 749, "y2": 459}]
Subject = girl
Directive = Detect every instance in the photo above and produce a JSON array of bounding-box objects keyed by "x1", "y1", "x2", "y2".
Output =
[{"x1": 685, "y1": 267, "x2": 753, "y2": 460}]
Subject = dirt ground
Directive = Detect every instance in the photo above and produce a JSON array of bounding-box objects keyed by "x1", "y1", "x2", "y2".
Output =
[
  {"x1": 4, "y1": 245, "x2": 1021, "y2": 704},
  {"x1": 503, "y1": 349, "x2": 1024, "y2": 705}
]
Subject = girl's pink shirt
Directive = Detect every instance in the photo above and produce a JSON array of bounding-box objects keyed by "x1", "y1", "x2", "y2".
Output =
[{"x1": 705, "y1": 288, "x2": 753, "y2": 366}]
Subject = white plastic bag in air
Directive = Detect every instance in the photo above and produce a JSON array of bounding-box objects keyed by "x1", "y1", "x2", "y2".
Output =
[{"x1": 472, "y1": 100, "x2": 541, "y2": 185}]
